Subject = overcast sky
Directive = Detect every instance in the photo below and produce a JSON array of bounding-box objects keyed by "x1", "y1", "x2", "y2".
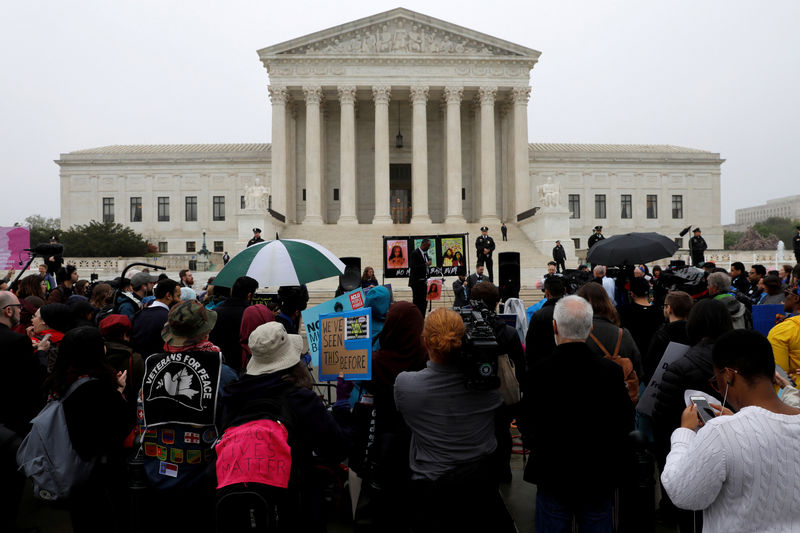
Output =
[{"x1": 1, "y1": 0, "x2": 797, "y2": 227}]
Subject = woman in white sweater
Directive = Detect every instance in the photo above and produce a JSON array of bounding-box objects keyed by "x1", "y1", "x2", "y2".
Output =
[{"x1": 661, "y1": 329, "x2": 800, "y2": 533}]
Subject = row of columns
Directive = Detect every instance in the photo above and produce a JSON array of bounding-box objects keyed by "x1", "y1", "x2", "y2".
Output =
[{"x1": 269, "y1": 84, "x2": 531, "y2": 225}]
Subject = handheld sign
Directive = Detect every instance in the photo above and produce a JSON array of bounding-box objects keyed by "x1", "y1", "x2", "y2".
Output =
[
  {"x1": 752, "y1": 304, "x2": 784, "y2": 337},
  {"x1": 318, "y1": 308, "x2": 372, "y2": 382},
  {"x1": 301, "y1": 288, "x2": 365, "y2": 368},
  {"x1": 636, "y1": 342, "x2": 690, "y2": 417}
]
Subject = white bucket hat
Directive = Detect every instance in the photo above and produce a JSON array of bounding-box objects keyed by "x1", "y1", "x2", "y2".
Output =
[{"x1": 246, "y1": 321, "x2": 303, "y2": 375}]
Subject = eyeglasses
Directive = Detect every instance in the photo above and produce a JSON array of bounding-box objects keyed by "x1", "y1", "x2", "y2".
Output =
[
  {"x1": 709, "y1": 367, "x2": 739, "y2": 394},
  {"x1": 2, "y1": 304, "x2": 21, "y2": 310}
]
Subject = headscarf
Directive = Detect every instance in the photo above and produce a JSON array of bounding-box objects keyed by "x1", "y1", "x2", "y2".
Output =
[
  {"x1": 364, "y1": 286, "x2": 391, "y2": 350},
  {"x1": 369, "y1": 302, "x2": 428, "y2": 399},
  {"x1": 240, "y1": 304, "x2": 275, "y2": 369}
]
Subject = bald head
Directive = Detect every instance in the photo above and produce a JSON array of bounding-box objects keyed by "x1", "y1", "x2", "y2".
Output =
[{"x1": 0, "y1": 291, "x2": 21, "y2": 328}]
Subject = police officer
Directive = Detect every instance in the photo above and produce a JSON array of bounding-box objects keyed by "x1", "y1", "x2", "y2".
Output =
[
  {"x1": 552, "y1": 240, "x2": 567, "y2": 273},
  {"x1": 588, "y1": 226, "x2": 605, "y2": 249},
  {"x1": 689, "y1": 227, "x2": 707, "y2": 266},
  {"x1": 247, "y1": 227, "x2": 264, "y2": 247},
  {"x1": 793, "y1": 225, "x2": 800, "y2": 264},
  {"x1": 475, "y1": 226, "x2": 496, "y2": 282}
]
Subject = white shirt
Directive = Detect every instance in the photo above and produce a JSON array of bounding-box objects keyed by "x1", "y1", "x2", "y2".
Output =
[
  {"x1": 661, "y1": 406, "x2": 800, "y2": 533},
  {"x1": 148, "y1": 300, "x2": 169, "y2": 311},
  {"x1": 601, "y1": 276, "x2": 616, "y2": 302}
]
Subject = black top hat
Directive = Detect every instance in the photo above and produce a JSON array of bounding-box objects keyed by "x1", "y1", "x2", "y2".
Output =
[
  {"x1": 693, "y1": 228, "x2": 701, "y2": 233},
  {"x1": 480, "y1": 226, "x2": 488, "y2": 232},
  {"x1": 252, "y1": 228, "x2": 262, "y2": 233}
]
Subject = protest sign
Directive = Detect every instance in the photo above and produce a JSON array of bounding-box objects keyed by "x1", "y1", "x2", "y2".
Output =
[
  {"x1": 215, "y1": 419, "x2": 292, "y2": 489},
  {"x1": 318, "y1": 308, "x2": 372, "y2": 382},
  {"x1": 250, "y1": 292, "x2": 279, "y2": 308},
  {"x1": 426, "y1": 279, "x2": 442, "y2": 301},
  {"x1": 301, "y1": 288, "x2": 365, "y2": 367},
  {"x1": 0, "y1": 226, "x2": 29, "y2": 270},
  {"x1": 636, "y1": 342, "x2": 690, "y2": 417},
  {"x1": 752, "y1": 304, "x2": 784, "y2": 337}
]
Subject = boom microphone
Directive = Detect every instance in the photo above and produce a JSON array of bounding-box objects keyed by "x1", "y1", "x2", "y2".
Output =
[{"x1": 25, "y1": 243, "x2": 64, "y2": 256}]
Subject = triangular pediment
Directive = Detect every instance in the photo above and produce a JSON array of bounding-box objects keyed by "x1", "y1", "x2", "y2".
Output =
[{"x1": 258, "y1": 8, "x2": 540, "y2": 59}]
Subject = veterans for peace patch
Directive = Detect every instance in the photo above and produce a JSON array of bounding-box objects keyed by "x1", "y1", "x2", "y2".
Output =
[{"x1": 142, "y1": 351, "x2": 222, "y2": 427}]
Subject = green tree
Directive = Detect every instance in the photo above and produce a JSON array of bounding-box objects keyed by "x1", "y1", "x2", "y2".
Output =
[
  {"x1": 60, "y1": 221, "x2": 149, "y2": 257},
  {"x1": 752, "y1": 217, "x2": 800, "y2": 248},
  {"x1": 24, "y1": 215, "x2": 61, "y2": 247},
  {"x1": 724, "y1": 230, "x2": 743, "y2": 250}
]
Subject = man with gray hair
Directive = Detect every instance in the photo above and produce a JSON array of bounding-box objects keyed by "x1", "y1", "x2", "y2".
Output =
[
  {"x1": 708, "y1": 271, "x2": 749, "y2": 329},
  {"x1": 593, "y1": 265, "x2": 616, "y2": 302},
  {"x1": 519, "y1": 295, "x2": 634, "y2": 530}
]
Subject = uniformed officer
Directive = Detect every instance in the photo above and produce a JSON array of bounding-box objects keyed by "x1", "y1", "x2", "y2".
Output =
[
  {"x1": 475, "y1": 226, "x2": 496, "y2": 282},
  {"x1": 247, "y1": 227, "x2": 265, "y2": 247},
  {"x1": 689, "y1": 228, "x2": 707, "y2": 266},
  {"x1": 793, "y1": 225, "x2": 800, "y2": 264},
  {"x1": 588, "y1": 226, "x2": 605, "y2": 249}
]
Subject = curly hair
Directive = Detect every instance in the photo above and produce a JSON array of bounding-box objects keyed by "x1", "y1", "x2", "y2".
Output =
[
  {"x1": 15, "y1": 274, "x2": 45, "y2": 300},
  {"x1": 422, "y1": 308, "x2": 465, "y2": 364}
]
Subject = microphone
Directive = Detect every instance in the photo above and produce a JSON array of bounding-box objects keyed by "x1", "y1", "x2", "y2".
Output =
[{"x1": 24, "y1": 243, "x2": 64, "y2": 256}]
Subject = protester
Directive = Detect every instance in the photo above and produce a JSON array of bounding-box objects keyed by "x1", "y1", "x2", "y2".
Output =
[
  {"x1": 577, "y1": 281, "x2": 642, "y2": 379},
  {"x1": 768, "y1": 286, "x2": 800, "y2": 378},
  {"x1": 73, "y1": 279, "x2": 90, "y2": 298},
  {"x1": 44, "y1": 326, "x2": 134, "y2": 532},
  {"x1": 131, "y1": 278, "x2": 180, "y2": 357},
  {"x1": 239, "y1": 303, "x2": 274, "y2": 369},
  {"x1": 757, "y1": 274, "x2": 785, "y2": 305},
  {"x1": 619, "y1": 277, "x2": 664, "y2": 361},
  {"x1": 0, "y1": 291, "x2": 43, "y2": 533},
  {"x1": 115, "y1": 273, "x2": 150, "y2": 321},
  {"x1": 275, "y1": 285, "x2": 309, "y2": 334},
  {"x1": 729, "y1": 261, "x2": 749, "y2": 294},
  {"x1": 29, "y1": 303, "x2": 74, "y2": 373},
  {"x1": 349, "y1": 302, "x2": 427, "y2": 530},
  {"x1": 519, "y1": 296, "x2": 633, "y2": 531},
  {"x1": 89, "y1": 282, "x2": 114, "y2": 313},
  {"x1": 218, "y1": 321, "x2": 351, "y2": 531},
  {"x1": 179, "y1": 268, "x2": 194, "y2": 288},
  {"x1": 14, "y1": 274, "x2": 45, "y2": 300},
  {"x1": 38, "y1": 263, "x2": 56, "y2": 294},
  {"x1": 745, "y1": 264, "x2": 766, "y2": 303},
  {"x1": 645, "y1": 291, "x2": 692, "y2": 383},
  {"x1": 365, "y1": 285, "x2": 391, "y2": 350},
  {"x1": 69, "y1": 298, "x2": 96, "y2": 328},
  {"x1": 395, "y1": 308, "x2": 513, "y2": 532},
  {"x1": 661, "y1": 330, "x2": 800, "y2": 532},
  {"x1": 780, "y1": 264, "x2": 793, "y2": 285},
  {"x1": 361, "y1": 266, "x2": 379, "y2": 289},
  {"x1": 46, "y1": 264, "x2": 78, "y2": 304},
  {"x1": 526, "y1": 275, "x2": 566, "y2": 367},
  {"x1": 99, "y1": 314, "x2": 144, "y2": 416},
  {"x1": 467, "y1": 263, "x2": 487, "y2": 295},
  {"x1": 652, "y1": 298, "x2": 732, "y2": 531},
  {"x1": 210, "y1": 276, "x2": 259, "y2": 373},
  {"x1": 707, "y1": 272, "x2": 749, "y2": 329}
]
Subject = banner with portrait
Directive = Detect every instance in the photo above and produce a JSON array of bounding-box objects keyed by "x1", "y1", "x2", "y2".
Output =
[{"x1": 382, "y1": 234, "x2": 467, "y2": 278}]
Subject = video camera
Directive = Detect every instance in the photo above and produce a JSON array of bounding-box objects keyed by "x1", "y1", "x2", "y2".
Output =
[{"x1": 455, "y1": 302, "x2": 501, "y2": 391}]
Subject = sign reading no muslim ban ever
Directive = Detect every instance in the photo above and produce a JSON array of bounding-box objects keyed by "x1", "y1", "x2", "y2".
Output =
[
  {"x1": 141, "y1": 351, "x2": 222, "y2": 427},
  {"x1": 301, "y1": 288, "x2": 365, "y2": 368},
  {"x1": 636, "y1": 342, "x2": 690, "y2": 417},
  {"x1": 318, "y1": 308, "x2": 372, "y2": 382}
]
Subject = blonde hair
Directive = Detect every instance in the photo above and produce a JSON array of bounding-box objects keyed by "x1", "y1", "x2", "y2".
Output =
[{"x1": 422, "y1": 308, "x2": 465, "y2": 364}]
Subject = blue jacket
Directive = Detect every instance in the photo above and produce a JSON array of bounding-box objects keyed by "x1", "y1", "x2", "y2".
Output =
[{"x1": 131, "y1": 305, "x2": 169, "y2": 357}]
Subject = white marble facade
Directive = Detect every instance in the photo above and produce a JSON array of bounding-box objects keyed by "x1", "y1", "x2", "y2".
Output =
[{"x1": 56, "y1": 8, "x2": 725, "y2": 255}]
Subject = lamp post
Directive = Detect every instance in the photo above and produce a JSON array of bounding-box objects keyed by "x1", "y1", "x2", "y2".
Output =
[{"x1": 197, "y1": 229, "x2": 210, "y2": 271}]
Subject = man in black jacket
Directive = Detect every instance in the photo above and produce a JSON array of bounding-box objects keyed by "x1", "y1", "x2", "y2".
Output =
[
  {"x1": 475, "y1": 226, "x2": 496, "y2": 281},
  {"x1": 452, "y1": 274, "x2": 469, "y2": 307},
  {"x1": 689, "y1": 228, "x2": 707, "y2": 266},
  {"x1": 131, "y1": 279, "x2": 180, "y2": 357},
  {"x1": 409, "y1": 239, "x2": 431, "y2": 317},
  {"x1": 552, "y1": 240, "x2": 566, "y2": 273},
  {"x1": 519, "y1": 296, "x2": 633, "y2": 530},
  {"x1": 644, "y1": 290, "x2": 692, "y2": 384},
  {"x1": 525, "y1": 275, "x2": 566, "y2": 368},
  {"x1": 209, "y1": 276, "x2": 259, "y2": 373},
  {"x1": 729, "y1": 262, "x2": 750, "y2": 294}
]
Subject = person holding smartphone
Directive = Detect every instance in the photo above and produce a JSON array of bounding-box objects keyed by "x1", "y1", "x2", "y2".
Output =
[{"x1": 661, "y1": 330, "x2": 800, "y2": 532}]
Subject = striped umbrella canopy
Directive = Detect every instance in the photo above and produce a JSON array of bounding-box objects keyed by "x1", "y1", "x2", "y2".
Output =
[{"x1": 212, "y1": 239, "x2": 346, "y2": 288}]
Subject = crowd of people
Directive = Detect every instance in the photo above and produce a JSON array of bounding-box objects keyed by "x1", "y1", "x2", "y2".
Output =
[{"x1": 2, "y1": 249, "x2": 800, "y2": 532}]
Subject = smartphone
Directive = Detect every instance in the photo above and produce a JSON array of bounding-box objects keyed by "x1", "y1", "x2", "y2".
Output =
[
  {"x1": 690, "y1": 396, "x2": 717, "y2": 425},
  {"x1": 40, "y1": 333, "x2": 52, "y2": 343}
]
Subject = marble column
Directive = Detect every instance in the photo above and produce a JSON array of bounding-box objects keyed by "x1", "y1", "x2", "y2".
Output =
[
  {"x1": 372, "y1": 86, "x2": 392, "y2": 224},
  {"x1": 337, "y1": 86, "x2": 358, "y2": 224},
  {"x1": 479, "y1": 86, "x2": 499, "y2": 223},
  {"x1": 303, "y1": 86, "x2": 323, "y2": 225},
  {"x1": 512, "y1": 87, "x2": 531, "y2": 217},
  {"x1": 444, "y1": 86, "x2": 465, "y2": 224},
  {"x1": 268, "y1": 86, "x2": 288, "y2": 219},
  {"x1": 410, "y1": 85, "x2": 430, "y2": 224}
]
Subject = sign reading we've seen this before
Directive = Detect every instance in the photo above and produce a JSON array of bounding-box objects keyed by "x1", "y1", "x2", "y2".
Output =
[{"x1": 318, "y1": 308, "x2": 372, "y2": 382}]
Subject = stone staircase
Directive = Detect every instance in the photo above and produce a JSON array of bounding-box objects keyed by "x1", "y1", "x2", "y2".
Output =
[{"x1": 281, "y1": 220, "x2": 557, "y2": 290}]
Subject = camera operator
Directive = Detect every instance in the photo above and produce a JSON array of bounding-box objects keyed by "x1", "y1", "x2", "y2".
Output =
[{"x1": 394, "y1": 308, "x2": 515, "y2": 532}]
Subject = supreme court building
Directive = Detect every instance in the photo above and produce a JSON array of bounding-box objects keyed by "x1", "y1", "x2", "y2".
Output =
[{"x1": 57, "y1": 8, "x2": 724, "y2": 268}]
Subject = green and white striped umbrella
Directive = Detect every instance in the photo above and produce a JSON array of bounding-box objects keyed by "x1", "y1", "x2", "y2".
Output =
[{"x1": 212, "y1": 239, "x2": 346, "y2": 288}]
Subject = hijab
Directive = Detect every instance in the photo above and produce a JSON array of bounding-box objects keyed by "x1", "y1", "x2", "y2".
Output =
[
  {"x1": 240, "y1": 304, "x2": 275, "y2": 369},
  {"x1": 369, "y1": 302, "x2": 428, "y2": 399}
]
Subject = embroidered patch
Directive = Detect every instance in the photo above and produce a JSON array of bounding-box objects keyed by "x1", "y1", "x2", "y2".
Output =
[
  {"x1": 202, "y1": 428, "x2": 217, "y2": 443},
  {"x1": 184, "y1": 431, "x2": 200, "y2": 444},
  {"x1": 144, "y1": 442, "x2": 158, "y2": 457},
  {"x1": 159, "y1": 461, "x2": 178, "y2": 478},
  {"x1": 156, "y1": 445, "x2": 168, "y2": 461},
  {"x1": 186, "y1": 450, "x2": 202, "y2": 464},
  {"x1": 143, "y1": 428, "x2": 157, "y2": 439},
  {"x1": 170, "y1": 448, "x2": 184, "y2": 464},
  {"x1": 161, "y1": 429, "x2": 175, "y2": 445}
]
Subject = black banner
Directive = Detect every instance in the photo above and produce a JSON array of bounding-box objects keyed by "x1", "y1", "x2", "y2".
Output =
[
  {"x1": 383, "y1": 234, "x2": 467, "y2": 278},
  {"x1": 142, "y1": 351, "x2": 222, "y2": 427}
]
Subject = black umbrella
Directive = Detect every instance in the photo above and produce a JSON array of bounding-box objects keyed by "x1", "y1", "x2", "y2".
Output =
[{"x1": 586, "y1": 232, "x2": 679, "y2": 266}]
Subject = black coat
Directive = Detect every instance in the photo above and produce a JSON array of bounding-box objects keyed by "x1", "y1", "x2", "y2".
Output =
[
  {"x1": 689, "y1": 235, "x2": 707, "y2": 258},
  {"x1": 209, "y1": 296, "x2": 250, "y2": 373},
  {"x1": 651, "y1": 339, "x2": 716, "y2": 460},
  {"x1": 644, "y1": 320, "x2": 689, "y2": 385},
  {"x1": 475, "y1": 235, "x2": 496, "y2": 261},
  {"x1": 518, "y1": 342, "x2": 633, "y2": 499},
  {"x1": 131, "y1": 304, "x2": 169, "y2": 357},
  {"x1": 0, "y1": 324, "x2": 44, "y2": 436},
  {"x1": 452, "y1": 279, "x2": 469, "y2": 307},
  {"x1": 618, "y1": 303, "x2": 665, "y2": 370},
  {"x1": 63, "y1": 379, "x2": 134, "y2": 461},
  {"x1": 525, "y1": 297, "x2": 561, "y2": 368},
  {"x1": 408, "y1": 247, "x2": 429, "y2": 287},
  {"x1": 552, "y1": 245, "x2": 566, "y2": 262},
  {"x1": 588, "y1": 233, "x2": 604, "y2": 248}
]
